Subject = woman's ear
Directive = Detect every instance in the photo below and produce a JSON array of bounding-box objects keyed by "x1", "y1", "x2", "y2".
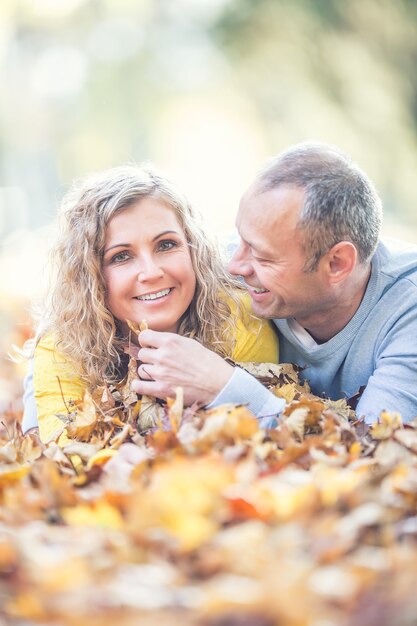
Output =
[{"x1": 321, "y1": 241, "x2": 358, "y2": 284}]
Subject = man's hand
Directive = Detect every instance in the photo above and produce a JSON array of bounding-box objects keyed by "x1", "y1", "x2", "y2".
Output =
[{"x1": 130, "y1": 330, "x2": 234, "y2": 406}]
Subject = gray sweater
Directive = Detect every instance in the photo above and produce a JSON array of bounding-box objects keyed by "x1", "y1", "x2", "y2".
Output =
[{"x1": 213, "y1": 239, "x2": 417, "y2": 425}]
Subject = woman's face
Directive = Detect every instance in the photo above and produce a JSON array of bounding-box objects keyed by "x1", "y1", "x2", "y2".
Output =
[{"x1": 102, "y1": 197, "x2": 196, "y2": 335}]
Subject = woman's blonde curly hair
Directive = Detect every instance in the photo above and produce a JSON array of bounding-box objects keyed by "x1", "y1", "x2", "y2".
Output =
[{"x1": 42, "y1": 164, "x2": 243, "y2": 387}]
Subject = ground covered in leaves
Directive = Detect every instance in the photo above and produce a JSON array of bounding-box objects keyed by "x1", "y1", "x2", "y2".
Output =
[{"x1": 1, "y1": 362, "x2": 417, "y2": 626}]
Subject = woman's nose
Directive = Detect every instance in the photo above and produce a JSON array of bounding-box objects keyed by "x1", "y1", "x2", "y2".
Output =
[{"x1": 136, "y1": 257, "x2": 164, "y2": 281}]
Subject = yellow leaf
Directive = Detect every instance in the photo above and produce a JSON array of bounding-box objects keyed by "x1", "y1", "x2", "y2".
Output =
[
  {"x1": 349, "y1": 441, "x2": 362, "y2": 461},
  {"x1": 273, "y1": 382, "x2": 299, "y2": 403},
  {"x1": 126, "y1": 319, "x2": 141, "y2": 335},
  {"x1": 0, "y1": 463, "x2": 31, "y2": 487},
  {"x1": 0, "y1": 539, "x2": 17, "y2": 569},
  {"x1": 126, "y1": 318, "x2": 147, "y2": 335},
  {"x1": 6, "y1": 592, "x2": 46, "y2": 620},
  {"x1": 167, "y1": 387, "x2": 184, "y2": 433},
  {"x1": 199, "y1": 404, "x2": 259, "y2": 442},
  {"x1": 257, "y1": 470, "x2": 317, "y2": 521},
  {"x1": 86, "y1": 447, "x2": 118, "y2": 471},
  {"x1": 0, "y1": 441, "x2": 17, "y2": 463},
  {"x1": 37, "y1": 557, "x2": 91, "y2": 593},
  {"x1": 370, "y1": 411, "x2": 403, "y2": 440},
  {"x1": 61, "y1": 500, "x2": 123, "y2": 529},
  {"x1": 128, "y1": 457, "x2": 233, "y2": 550}
]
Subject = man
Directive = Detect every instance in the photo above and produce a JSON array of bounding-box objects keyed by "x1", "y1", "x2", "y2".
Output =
[{"x1": 133, "y1": 142, "x2": 417, "y2": 424}]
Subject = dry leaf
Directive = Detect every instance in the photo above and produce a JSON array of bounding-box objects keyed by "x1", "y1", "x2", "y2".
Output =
[
  {"x1": 63, "y1": 389, "x2": 98, "y2": 442},
  {"x1": 166, "y1": 387, "x2": 184, "y2": 433},
  {"x1": 4, "y1": 304, "x2": 417, "y2": 626},
  {"x1": 137, "y1": 395, "x2": 165, "y2": 432}
]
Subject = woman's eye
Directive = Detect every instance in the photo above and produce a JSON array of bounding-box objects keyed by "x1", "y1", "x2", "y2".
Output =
[
  {"x1": 110, "y1": 251, "x2": 130, "y2": 263},
  {"x1": 157, "y1": 240, "x2": 178, "y2": 252}
]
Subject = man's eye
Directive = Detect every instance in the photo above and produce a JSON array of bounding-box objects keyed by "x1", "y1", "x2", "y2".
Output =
[{"x1": 158, "y1": 240, "x2": 178, "y2": 252}]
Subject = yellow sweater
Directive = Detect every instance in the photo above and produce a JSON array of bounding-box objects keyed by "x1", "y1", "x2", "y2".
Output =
[{"x1": 34, "y1": 293, "x2": 279, "y2": 444}]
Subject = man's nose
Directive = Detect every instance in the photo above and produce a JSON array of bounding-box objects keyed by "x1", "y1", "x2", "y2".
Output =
[{"x1": 228, "y1": 246, "x2": 252, "y2": 277}]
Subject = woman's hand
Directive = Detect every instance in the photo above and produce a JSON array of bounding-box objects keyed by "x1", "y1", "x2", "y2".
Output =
[{"x1": 131, "y1": 330, "x2": 234, "y2": 406}]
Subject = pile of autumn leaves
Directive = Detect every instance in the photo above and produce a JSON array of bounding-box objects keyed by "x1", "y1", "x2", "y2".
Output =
[{"x1": 1, "y1": 363, "x2": 417, "y2": 626}]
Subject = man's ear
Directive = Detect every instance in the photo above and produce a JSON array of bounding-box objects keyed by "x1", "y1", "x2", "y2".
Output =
[{"x1": 321, "y1": 241, "x2": 357, "y2": 284}]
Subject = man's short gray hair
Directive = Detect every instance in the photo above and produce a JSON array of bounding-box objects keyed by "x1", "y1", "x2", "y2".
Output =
[{"x1": 256, "y1": 142, "x2": 383, "y2": 271}]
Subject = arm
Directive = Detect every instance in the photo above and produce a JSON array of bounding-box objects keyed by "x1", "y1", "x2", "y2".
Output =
[
  {"x1": 208, "y1": 366, "x2": 285, "y2": 428},
  {"x1": 132, "y1": 292, "x2": 284, "y2": 422},
  {"x1": 22, "y1": 358, "x2": 39, "y2": 434},
  {"x1": 132, "y1": 330, "x2": 285, "y2": 424},
  {"x1": 356, "y1": 306, "x2": 417, "y2": 424},
  {"x1": 33, "y1": 335, "x2": 86, "y2": 443}
]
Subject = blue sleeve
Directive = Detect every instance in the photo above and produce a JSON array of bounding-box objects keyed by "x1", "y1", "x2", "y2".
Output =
[
  {"x1": 21, "y1": 358, "x2": 39, "y2": 433},
  {"x1": 357, "y1": 304, "x2": 417, "y2": 424},
  {"x1": 208, "y1": 366, "x2": 286, "y2": 429}
]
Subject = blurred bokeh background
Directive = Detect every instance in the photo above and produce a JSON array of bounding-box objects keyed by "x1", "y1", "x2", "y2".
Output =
[{"x1": 1, "y1": 0, "x2": 417, "y2": 407}]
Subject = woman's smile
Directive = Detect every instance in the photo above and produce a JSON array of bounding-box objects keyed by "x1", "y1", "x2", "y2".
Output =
[{"x1": 134, "y1": 287, "x2": 173, "y2": 301}]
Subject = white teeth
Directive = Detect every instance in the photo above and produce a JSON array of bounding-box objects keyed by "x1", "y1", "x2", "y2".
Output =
[
  {"x1": 253, "y1": 287, "x2": 268, "y2": 294},
  {"x1": 137, "y1": 288, "x2": 171, "y2": 301}
]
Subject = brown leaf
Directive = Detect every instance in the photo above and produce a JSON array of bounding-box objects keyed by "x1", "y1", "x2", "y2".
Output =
[{"x1": 65, "y1": 390, "x2": 98, "y2": 441}]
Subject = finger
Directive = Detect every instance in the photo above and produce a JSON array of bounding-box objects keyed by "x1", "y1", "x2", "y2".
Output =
[
  {"x1": 137, "y1": 363, "x2": 156, "y2": 380},
  {"x1": 139, "y1": 329, "x2": 175, "y2": 349},
  {"x1": 130, "y1": 378, "x2": 170, "y2": 400},
  {"x1": 137, "y1": 347, "x2": 159, "y2": 365}
]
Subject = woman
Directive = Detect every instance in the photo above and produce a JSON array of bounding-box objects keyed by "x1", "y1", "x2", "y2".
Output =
[{"x1": 26, "y1": 165, "x2": 279, "y2": 443}]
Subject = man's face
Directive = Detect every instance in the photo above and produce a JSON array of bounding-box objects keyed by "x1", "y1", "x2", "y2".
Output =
[{"x1": 228, "y1": 185, "x2": 332, "y2": 324}]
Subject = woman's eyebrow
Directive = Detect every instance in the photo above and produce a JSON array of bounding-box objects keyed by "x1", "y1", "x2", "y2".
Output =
[
  {"x1": 103, "y1": 243, "x2": 130, "y2": 254},
  {"x1": 152, "y1": 229, "x2": 179, "y2": 241}
]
